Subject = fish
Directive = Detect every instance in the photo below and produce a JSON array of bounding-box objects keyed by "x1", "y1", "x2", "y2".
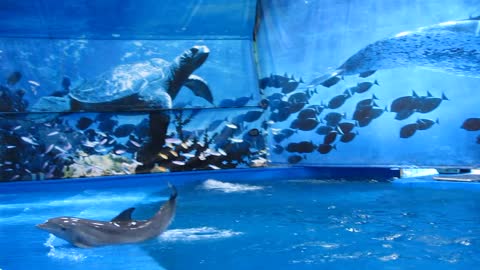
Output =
[
  {"x1": 324, "y1": 131, "x2": 339, "y2": 145},
  {"x1": 340, "y1": 131, "x2": 359, "y2": 143},
  {"x1": 327, "y1": 90, "x2": 351, "y2": 109},
  {"x1": 37, "y1": 184, "x2": 177, "y2": 248},
  {"x1": 290, "y1": 118, "x2": 319, "y2": 131},
  {"x1": 337, "y1": 122, "x2": 357, "y2": 134},
  {"x1": 416, "y1": 118, "x2": 439, "y2": 130},
  {"x1": 400, "y1": 123, "x2": 419, "y2": 138},
  {"x1": 317, "y1": 144, "x2": 336, "y2": 154},
  {"x1": 76, "y1": 117, "x2": 94, "y2": 130},
  {"x1": 21, "y1": 136, "x2": 38, "y2": 146},
  {"x1": 415, "y1": 92, "x2": 448, "y2": 114},
  {"x1": 287, "y1": 155, "x2": 303, "y2": 164},
  {"x1": 352, "y1": 80, "x2": 379, "y2": 94},
  {"x1": 6, "y1": 71, "x2": 22, "y2": 85},
  {"x1": 310, "y1": 75, "x2": 342, "y2": 88},
  {"x1": 28, "y1": 80, "x2": 40, "y2": 87},
  {"x1": 316, "y1": 125, "x2": 333, "y2": 135},
  {"x1": 319, "y1": 18, "x2": 480, "y2": 79},
  {"x1": 297, "y1": 108, "x2": 318, "y2": 119},
  {"x1": 243, "y1": 111, "x2": 263, "y2": 123},
  {"x1": 218, "y1": 99, "x2": 236, "y2": 107},
  {"x1": 114, "y1": 124, "x2": 136, "y2": 137},
  {"x1": 461, "y1": 118, "x2": 480, "y2": 131},
  {"x1": 324, "y1": 112, "x2": 345, "y2": 127}
]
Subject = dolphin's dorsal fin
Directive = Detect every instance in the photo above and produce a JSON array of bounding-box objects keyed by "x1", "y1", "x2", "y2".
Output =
[{"x1": 111, "y1": 207, "x2": 135, "y2": 222}]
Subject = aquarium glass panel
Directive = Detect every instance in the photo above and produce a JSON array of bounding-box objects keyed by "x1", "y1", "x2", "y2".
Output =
[
  {"x1": 256, "y1": 0, "x2": 480, "y2": 167},
  {"x1": 0, "y1": 39, "x2": 259, "y2": 113},
  {"x1": 0, "y1": 0, "x2": 257, "y2": 39},
  {"x1": 0, "y1": 107, "x2": 267, "y2": 181}
]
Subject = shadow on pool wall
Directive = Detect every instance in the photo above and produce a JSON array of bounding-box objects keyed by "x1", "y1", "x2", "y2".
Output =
[{"x1": 1, "y1": 0, "x2": 480, "y2": 182}]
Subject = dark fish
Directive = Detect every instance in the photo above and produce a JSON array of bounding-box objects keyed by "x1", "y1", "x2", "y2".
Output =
[
  {"x1": 353, "y1": 80, "x2": 379, "y2": 94},
  {"x1": 288, "y1": 102, "x2": 306, "y2": 114},
  {"x1": 317, "y1": 144, "x2": 336, "y2": 154},
  {"x1": 340, "y1": 131, "x2": 359, "y2": 143},
  {"x1": 297, "y1": 108, "x2": 318, "y2": 119},
  {"x1": 290, "y1": 118, "x2": 319, "y2": 131},
  {"x1": 98, "y1": 118, "x2": 118, "y2": 133},
  {"x1": 316, "y1": 125, "x2": 333, "y2": 135},
  {"x1": 62, "y1": 76, "x2": 71, "y2": 91},
  {"x1": 394, "y1": 110, "x2": 415, "y2": 121},
  {"x1": 234, "y1": 95, "x2": 253, "y2": 107},
  {"x1": 288, "y1": 155, "x2": 303, "y2": 164},
  {"x1": 416, "y1": 92, "x2": 448, "y2": 114},
  {"x1": 356, "y1": 94, "x2": 378, "y2": 109},
  {"x1": 258, "y1": 98, "x2": 269, "y2": 109},
  {"x1": 320, "y1": 76, "x2": 341, "y2": 88},
  {"x1": 243, "y1": 111, "x2": 263, "y2": 123},
  {"x1": 259, "y1": 77, "x2": 270, "y2": 89},
  {"x1": 273, "y1": 129, "x2": 296, "y2": 143},
  {"x1": 282, "y1": 80, "x2": 300, "y2": 94},
  {"x1": 390, "y1": 91, "x2": 418, "y2": 113},
  {"x1": 114, "y1": 124, "x2": 136, "y2": 138},
  {"x1": 287, "y1": 142, "x2": 315, "y2": 153},
  {"x1": 270, "y1": 110, "x2": 290, "y2": 122},
  {"x1": 337, "y1": 122, "x2": 356, "y2": 133},
  {"x1": 281, "y1": 128, "x2": 296, "y2": 138},
  {"x1": 267, "y1": 93, "x2": 284, "y2": 102},
  {"x1": 7, "y1": 71, "x2": 22, "y2": 85},
  {"x1": 218, "y1": 99, "x2": 236, "y2": 107},
  {"x1": 288, "y1": 91, "x2": 310, "y2": 104},
  {"x1": 207, "y1": 118, "x2": 226, "y2": 131},
  {"x1": 400, "y1": 123, "x2": 418, "y2": 138},
  {"x1": 306, "y1": 104, "x2": 325, "y2": 115},
  {"x1": 461, "y1": 118, "x2": 480, "y2": 131},
  {"x1": 270, "y1": 74, "x2": 290, "y2": 88},
  {"x1": 324, "y1": 131, "x2": 339, "y2": 144},
  {"x1": 416, "y1": 118, "x2": 439, "y2": 130},
  {"x1": 272, "y1": 144, "x2": 284, "y2": 154},
  {"x1": 359, "y1": 70, "x2": 376, "y2": 78},
  {"x1": 248, "y1": 128, "x2": 260, "y2": 136},
  {"x1": 324, "y1": 112, "x2": 345, "y2": 127},
  {"x1": 328, "y1": 90, "x2": 351, "y2": 109},
  {"x1": 76, "y1": 117, "x2": 94, "y2": 130}
]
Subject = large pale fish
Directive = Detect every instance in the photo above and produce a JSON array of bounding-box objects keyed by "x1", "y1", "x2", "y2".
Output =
[{"x1": 312, "y1": 18, "x2": 480, "y2": 85}]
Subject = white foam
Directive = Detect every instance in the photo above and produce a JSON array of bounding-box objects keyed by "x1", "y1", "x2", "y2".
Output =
[
  {"x1": 200, "y1": 179, "x2": 263, "y2": 193},
  {"x1": 158, "y1": 227, "x2": 243, "y2": 242},
  {"x1": 44, "y1": 234, "x2": 87, "y2": 262}
]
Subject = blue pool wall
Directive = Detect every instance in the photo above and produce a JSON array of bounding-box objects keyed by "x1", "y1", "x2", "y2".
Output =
[{"x1": 1, "y1": 0, "x2": 480, "y2": 183}]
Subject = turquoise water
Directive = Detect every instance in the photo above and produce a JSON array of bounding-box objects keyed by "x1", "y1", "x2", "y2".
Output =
[{"x1": 1, "y1": 178, "x2": 479, "y2": 269}]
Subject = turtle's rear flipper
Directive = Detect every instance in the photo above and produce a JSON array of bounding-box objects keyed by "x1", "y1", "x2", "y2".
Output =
[{"x1": 184, "y1": 75, "x2": 214, "y2": 104}]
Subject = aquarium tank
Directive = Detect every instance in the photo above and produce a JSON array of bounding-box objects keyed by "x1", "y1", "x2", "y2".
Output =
[{"x1": 0, "y1": 0, "x2": 479, "y2": 183}]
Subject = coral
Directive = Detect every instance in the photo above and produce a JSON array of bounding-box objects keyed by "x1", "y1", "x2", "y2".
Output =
[{"x1": 64, "y1": 152, "x2": 139, "y2": 178}]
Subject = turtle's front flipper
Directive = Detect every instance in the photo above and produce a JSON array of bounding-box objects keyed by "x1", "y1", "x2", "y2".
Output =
[{"x1": 184, "y1": 75, "x2": 214, "y2": 104}]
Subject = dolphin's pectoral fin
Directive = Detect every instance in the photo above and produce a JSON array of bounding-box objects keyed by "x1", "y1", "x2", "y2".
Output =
[
  {"x1": 73, "y1": 241, "x2": 92, "y2": 248},
  {"x1": 111, "y1": 207, "x2": 136, "y2": 222},
  {"x1": 184, "y1": 75, "x2": 214, "y2": 104}
]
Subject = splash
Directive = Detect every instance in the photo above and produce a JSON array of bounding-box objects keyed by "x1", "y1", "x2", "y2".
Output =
[
  {"x1": 158, "y1": 227, "x2": 243, "y2": 242},
  {"x1": 44, "y1": 234, "x2": 87, "y2": 262},
  {"x1": 200, "y1": 179, "x2": 264, "y2": 193}
]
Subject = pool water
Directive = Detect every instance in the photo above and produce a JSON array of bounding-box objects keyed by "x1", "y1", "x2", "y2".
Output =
[{"x1": 1, "y1": 178, "x2": 479, "y2": 270}]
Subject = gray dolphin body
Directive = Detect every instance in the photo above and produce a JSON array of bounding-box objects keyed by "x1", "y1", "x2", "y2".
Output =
[
  {"x1": 312, "y1": 18, "x2": 480, "y2": 85},
  {"x1": 36, "y1": 185, "x2": 177, "y2": 248}
]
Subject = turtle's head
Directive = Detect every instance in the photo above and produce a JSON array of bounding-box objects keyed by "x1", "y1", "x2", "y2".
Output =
[{"x1": 177, "y1": 45, "x2": 210, "y2": 71}]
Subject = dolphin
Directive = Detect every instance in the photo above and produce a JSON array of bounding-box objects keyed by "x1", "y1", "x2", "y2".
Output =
[
  {"x1": 36, "y1": 184, "x2": 177, "y2": 248},
  {"x1": 311, "y1": 18, "x2": 480, "y2": 85}
]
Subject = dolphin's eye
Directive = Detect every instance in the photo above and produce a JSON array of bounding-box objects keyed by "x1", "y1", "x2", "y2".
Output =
[
  {"x1": 61, "y1": 227, "x2": 67, "y2": 231},
  {"x1": 190, "y1": 47, "x2": 199, "y2": 54}
]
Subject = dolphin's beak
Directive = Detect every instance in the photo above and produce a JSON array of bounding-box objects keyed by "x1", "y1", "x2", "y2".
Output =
[{"x1": 36, "y1": 222, "x2": 48, "y2": 230}]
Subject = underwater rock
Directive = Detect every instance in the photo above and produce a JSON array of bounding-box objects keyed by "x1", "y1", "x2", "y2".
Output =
[{"x1": 63, "y1": 152, "x2": 139, "y2": 177}]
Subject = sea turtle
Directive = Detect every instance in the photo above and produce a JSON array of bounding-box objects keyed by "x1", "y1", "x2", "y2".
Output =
[{"x1": 31, "y1": 45, "x2": 213, "y2": 112}]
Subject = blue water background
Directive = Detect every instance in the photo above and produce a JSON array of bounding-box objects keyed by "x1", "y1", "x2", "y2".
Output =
[{"x1": 1, "y1": 176, "x2": 479, "y2": 269}]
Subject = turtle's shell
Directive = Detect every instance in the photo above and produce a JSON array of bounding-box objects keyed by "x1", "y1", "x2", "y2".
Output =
[{"x1": 70, "y1": 58, "x2": 172, "y2": 106}]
